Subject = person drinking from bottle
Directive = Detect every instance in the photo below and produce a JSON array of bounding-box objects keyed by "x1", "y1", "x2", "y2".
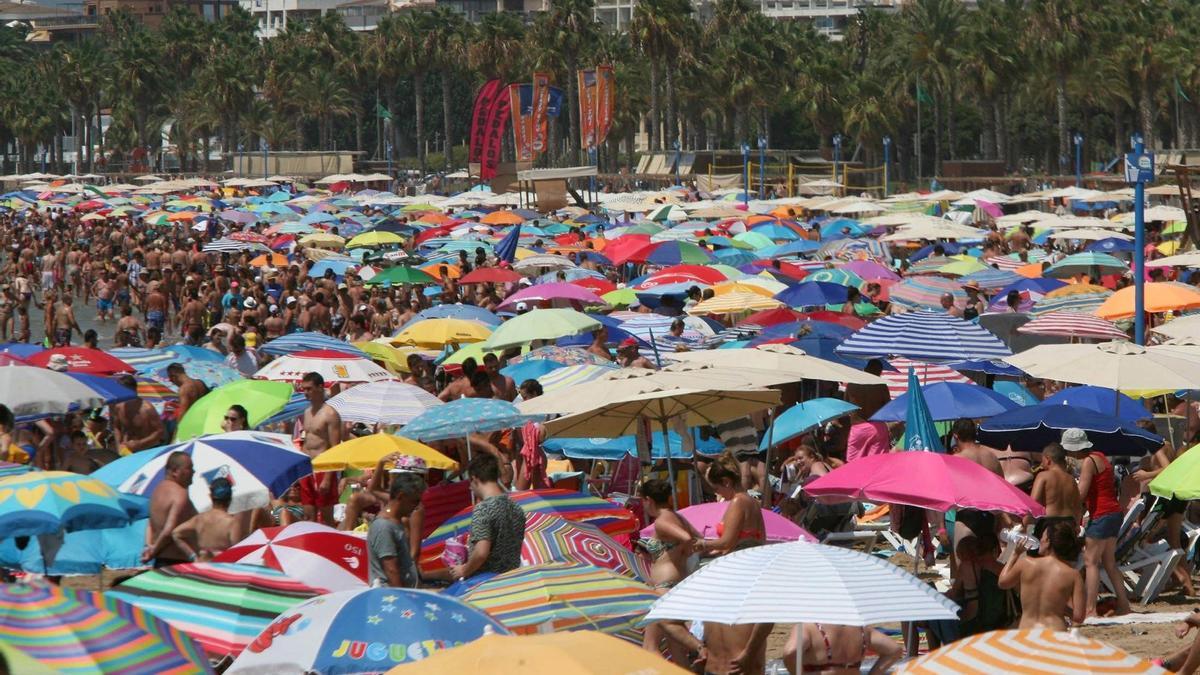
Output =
[{"x1": 998, "y1": 520, "x2": 1084, "y2": 630}]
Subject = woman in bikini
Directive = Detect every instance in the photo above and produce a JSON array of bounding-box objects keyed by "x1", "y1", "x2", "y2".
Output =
[
  {"x1": 784, "y1": 622, "x2": 901, "y2": 675},
  {"x1": 695, "y1": 451, "x2": 766, "y2": 555},
  {"x1": 638, "y1": 478, "x2": 705, "y2": 666}
]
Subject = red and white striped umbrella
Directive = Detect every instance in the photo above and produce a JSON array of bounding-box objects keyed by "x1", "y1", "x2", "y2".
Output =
[
  {"x1": 254, "y1": 348, "x2": 393, "y2": 383},
  {"x1": 214, "y1": 522, "x2": 367, "y2": 592},
  {"x1": 880, "y1": 356, "x2": 973, "y2": 398},
  {"x1": 1017, "y1": 311, "x2": 1129, "y2": 341}
]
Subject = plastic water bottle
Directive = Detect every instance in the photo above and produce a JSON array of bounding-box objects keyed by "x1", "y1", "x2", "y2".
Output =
[{"x1": 1000, "y1": 527, "x2": 1040, "y2": 551}]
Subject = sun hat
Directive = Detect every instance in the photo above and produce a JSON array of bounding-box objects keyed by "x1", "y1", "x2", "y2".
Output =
[
  {"x1": 47, "y1": 354, "x2": 69, "y2": 372},
  {"x1": 1060, "y1": 427, "x2": 1093, "y2": 452}
]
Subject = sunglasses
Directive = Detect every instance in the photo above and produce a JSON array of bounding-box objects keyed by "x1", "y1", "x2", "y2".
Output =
[{"x1": 223, "y1": 415, "x2": 240, "y2": 422}]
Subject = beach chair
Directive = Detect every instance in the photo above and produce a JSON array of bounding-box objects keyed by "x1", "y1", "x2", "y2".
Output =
[
  {"x1": 821, "y1": 529, "x2": 880, "y2": 553},
  {"x1": 1100, "y1": 498, "x2": 1183, "y2": 604}
]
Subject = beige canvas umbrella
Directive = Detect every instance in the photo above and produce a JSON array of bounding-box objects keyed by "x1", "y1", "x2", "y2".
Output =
[
  {"x1": 668, "y1": 344, "x2": 888, "y2": 385},
  {"x1": 1048, "y1": 228, "x2": 1133, "y2": 241},
  {"x1": 1004, "y1": 340, "x2": 1200, "y2": 391},
  {"x1": 1152, "y1": 313, "x2": 1200, "y2": 339},
  {"x1": 1147, "y1": 252, "x2": 1200, "y2": 269},
  {"x1": 685, "y1": 291, "x2": 781, "y2": 315},
  {"x1": 542, "y1": 386, "x2": 781, "y2": 438}
]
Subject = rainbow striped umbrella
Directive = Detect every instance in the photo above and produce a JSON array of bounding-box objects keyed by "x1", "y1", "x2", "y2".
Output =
[
  {"x1": 463, "y1": 562, "x2": 657, "y2": 635},
  {"x1": 1030, "y1": 287, "x2": 1113, "y2": 316},
  {"x1": 0, "y1": 583, "x2": 210, "y2": 674},
  {"x1": 1017, "y1": 311, "x2": 1129, "y2": 341},
  {"x1": 419, "y1": 489, "x2": 638, "y2": 573},
  {"x1": 0, "y1": 461, "x2": 31, "y2": 479},
  {"x1": 520, "y1": 513, "x2": 649, "y2": 582},
  {"x1": 900, "y1": 628, "x2": 1166, "y2": 674},
  {"x1": 507, "y1": 346, "x2": 613, "y2": 366},
  {"x1": 889, "y1": 276, "x2": 966, "y2": 311},
  {"x1": 880, "y1": 357, "x2": 973, "y2": 399},
  {"x1": 106, "y1": 562, "x2": 320, "y2": 659}
]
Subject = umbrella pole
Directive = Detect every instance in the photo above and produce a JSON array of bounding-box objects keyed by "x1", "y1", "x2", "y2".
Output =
[
  {"x1": 465, "y1": 435, "x2": 476, "y2": 505},
  {"x1": 763, "y1": 408, "x2": 775, "y2": 507},
  {"x1": 661, "y1": 419, "x2": 677, "y2": 509}
]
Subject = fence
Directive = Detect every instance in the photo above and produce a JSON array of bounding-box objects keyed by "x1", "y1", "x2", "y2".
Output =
[{"x1": 704, "y1": 160, "x2": 888, "y2": 197}]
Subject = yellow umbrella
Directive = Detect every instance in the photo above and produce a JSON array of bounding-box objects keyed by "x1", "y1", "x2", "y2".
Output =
[
  {"x1": 353, "y1": 341, "x2": 408, "y2": 373},
  {"x1": 312, "y1": 433, "x2": 458, "y2": 471},
  {"x1": 391, "y1": 318, "x2": 492, "y2": 348},
  {"x1": 1094, "y1": 282, "x2": 1200, "y2": 320},
  {"x1": 937, "y1": 257, "x2": 989, "y2": 276},
  {"x1": 711, "y1": 280, "x2": 782, "y2": 298},
  {"x1": 298, "y1": 232, "x2": 346, "y2": 249},
  {"x1": 346, "y1": 231, "x2": 404, "y2": 249},
  {"x1": 385, "y1": 632, "x2": 689, "y2": 675},
  {"x1": 687, "y1": 291, "x2": 782, "y2": 315}
]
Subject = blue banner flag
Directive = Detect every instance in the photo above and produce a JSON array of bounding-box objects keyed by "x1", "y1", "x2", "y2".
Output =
[
  {"x1": 904, "y1": 367, "x2": 944, "y2": 452},
  {"x1": 494, "y1": 223, "x2": 521, "y2": 263}
]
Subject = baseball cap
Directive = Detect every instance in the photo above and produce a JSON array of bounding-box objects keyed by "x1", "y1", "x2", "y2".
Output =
[
  {"x1": 209, "y1": 477, "x2": 234, "y2": 501},
  {"x1": 230, "y1": 281, "x2": 239, "y2": 288},
  {"x1": 285, "y1": 296, "x2": 297, "y2": 305},
  {"x1": 47, "y1": 354, "x2": 69, "y2": 372},
  {"x1": 619, "y1": 337, "x2": 638, "y2": 350},
  {"x1": 269, "y1": 304, "x2": 279, "y2": 314},
  {"x1": 1060, "y1": 427, "x2": 1093, "y2": 451}
]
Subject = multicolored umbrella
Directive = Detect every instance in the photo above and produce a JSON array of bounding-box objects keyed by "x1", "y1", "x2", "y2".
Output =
[
  {"x1": 1017, "y1": 311, "x2": 1129, "y2": 341},
  {"x1": 520, "y1": 512, "x2": 649, "y2": 582},
  {"x1": 1044, "y1": 251, "x2": 1128, "y2": 278},
  {"x1": 888, "y1": 275, "x2": 967, "y2": 311},
  {"x1": 507, "y1": 346, "x2": 613, "y2": 367},
  {"x1": 227, "y1": 588, "x2": 507, "y2": 674},
  {"x1": 879, "y1": 357, "x2": 973, "y2": 398},
  {"x1": 0, "y1": 584, "x2": 211, "y2": 674},
  {"x1": 900, "y1": 628, "x2": 1166, "y2": 674},
  {"x1": 107, "y1": 562, "x2": 321, "y2": 659},
  {"x1": 260, "y1": 332, "x2": 369, "y2": 358},
  {"x1": 215, "y1": 522, "x2": 367, "y2": 591},
  {"x1": 463, "y1": 562, "x2": 657, "y2": 635},
  {"x1": 806, "y1": 268, "x2": 864, "y2": 288},
  {"x1": 400, "y1": 398, "x2": 541, "y2": 443},
  {"x1": 535, "y1": 363, "x2": 619, "y2": 393},
  {"x1": 151, "y1": 361, "x2": 244, "y2": 390},
  {"x1": 326, "y1": 380, "x2": 442, "y2": 426},
  {"x1": 0, "y1": 366, "x2": 109, "y2": 418},
  {"x1": 175, "y1": 379, "x2": 294, "y2": 441},
  {"x1": 0, "y1": 461, "x2": 31, "y2": 480},
  {"x1": 254, "y1": 349, "x2": 393, "y2": 383},
  {"x1": 420, "y1": 489, "x2": 638, "y2": 573},
  {"x1": 27, "y1": 347, "x2": 134, "y2": 375},
  {"x1": 0, "y1": 471, "x2": 144, "y2": 537},
  {"x1": 363, "y1": 266, "x2": 436, "y2": 285}
]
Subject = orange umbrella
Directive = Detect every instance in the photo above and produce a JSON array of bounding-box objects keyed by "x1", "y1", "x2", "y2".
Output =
[
  {"x1": 1095, "y1": 282, "x2": 1200, "y2": 320},
  {"x1": 1014, "y1": 262, "x2": 1043, "y2": 279},
  {"x1": 416, "y1": 213, "x2": 452, "y2": 226},
  {"x1": 166, "y1": 211, "x2": 197, "y2": 222},
  {"x1": 743, "y1": 214, "x2": 776, "y2": 226},
  {"x1": 770, "y1": 206, "x2": 801, "y2": 218},
  {"x1": 421, "y1": 262, "x2": 461, "y2": 280},
  {"x1": 249, "y1": 253, "x2": 289, "y2": 267},
  {"x1": 481, "y1": 211, "x2": 526, "y2": 226}
]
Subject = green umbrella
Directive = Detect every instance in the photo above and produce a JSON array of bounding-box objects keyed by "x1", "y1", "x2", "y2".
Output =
[
  {"x1": 483, "y1": 309, "x2": 602, "y2": 349},
  {"x1": 175, "y1": 380, "x2": 294, "y2": 441},
  {"x1": 732, "y1": 231, "x2": 775, "y2": 250},
  {"x1": 363, "y1": 266, "x2": 435, "y2": 286},
  {"x1": 602, "y1": 288, "x2": 639, "y2": 307},
  {"x1": 441, "y1": 342, "x2": 528, "y2": 366},
  {"x1": 1150, "y1": 445, "x2": 1200, "y2": 500}
]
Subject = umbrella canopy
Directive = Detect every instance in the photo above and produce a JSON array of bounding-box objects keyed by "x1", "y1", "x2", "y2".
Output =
[
  {"x1": 667, "y1": 344, "x2": 887, "y2": 385},
  {"x1": 260, "y1": 332, "x2": 368, "y2": 358},
  {"x1": 686, "y1": 291, "x2": 782, "y2": 315},
  {"x1": 175, "y1": 379, "x2": 294, "y2": 441},
  {"x1": 507, "y1": 345, "x2": 614, "y2": 367},
  {"x1": 805, "y1": 453, "x2": 1044, "y2": 517},
  {"x1": 521, "y1": 512, "x2": 649, "y2": 582},
  {"x1": 871, "y1": 382, "x2": 1022, "y2": 422},
  {"x1": 1030, "y1": 284, "x2": 1112, "y2": 316},
  {"x1": 0, "y1": 366, "x2": 108, "y2": 418},
  {"x1": 215, "y1": 522, "x2": 367, "y2": 591},
  {"x1": 0, "y1": 519, "x2": 146, "y2": 575},
  {"x1": 1043, "y1": 251, "x2": 1128, "y2": 278},
  {"x1": 1153, "y1": 313, "x2": 1200, "y2": 340},
  {"x1": 0, "y1": 584, "x2": 211, "y2": 675},
  {"x1": 640, "y1": 502, "x2": 816, "y2": 544},
  {"x1": 254, "y1": 349, "x2": 393, "y2": 383},
  {"x1": 392, "y1": 318, "x2": 492, "y2": 347},
  {"x1": 513, "y1": 254, "x2": 577, "y2": 275},
  {"x1": 107, "y1": 562, "x2": 321, "y2": 659},
  {"x1": 761, "y1": 398, "x2": 860, "y2": 448},
  {"x1": 773, "y1": 281, "x2": 849, "y2": 308},
  {"x1": 0, "y1": 471, "x2": 144, "y2": 537},
  {"x1": 977, "y1": 403, "x2": 1164, "y2": 456},
  {"x1": 326, "y1": 380, "x2": 442, "y2": 426},
  {"x1": 459, "y1": 267, "x2": 523, "y2": 285},
  {"x1": 889, "y1": 276, "x2": 967, "y2": 312},
  {"x1": 384, "y1": 631, "x2": 690, "y2": 675},
  {"x1": 837, "y1": 311, "x2": 1012, "y2": 362},
  {"x1": 463, "y1": 562, "x2": 658, "y2": 635},
  {"x1": 227, "y1": 588, "x2": 506, "y2": 674},
  {"x1": 92, "y1": 431, "x2": 311, "y2": 513},
  {"x1": 313, "y1": 433, "x2": 458, "y2": 472},
  {"x1": 541, "y1": 386, "x2": 780, "y2": 439},
  {"x1": 483, "y1": 309, "x2": 601, "y2": 349},
  {"x1": 400, "y1": 398, "x2": 541, "y2": 442},
  {"x1": 900, "y1": 628, "x2": 1167, "y2": 675},
  {"x1": 543, "y1": 430, "x2": 722, "y2": 460},
  {"x1": 1150, "y1": 444, "x2": 1200, "y2": 500},
  {"x1": 536, "y1": 363, "x2": 623, "y2": 393},
  {"x1": 497, "y1": 282, "x2": 608, "y2": 311},
  {"x1": 646, "y1": 541, "x2": 959, "y2": 625},
  {"x1": 1016, "y1": 311, "x2": 1129, "y2": 341},
  {"x1": 363, "y1": 266, "x2": 437, "y2": 286},
  {"x1": 1005, "y1": 341, "x2": 1200, "y2": 391},
  {"x1": 1041, "y1": 385, "x2": 1150, "y2": 422},
  {"x1": 27, "y1": 347, "x2": 134, "y2": 375},
  {"x1": 1095, "y1": 282, "x2": 1200, "y2": 319}
]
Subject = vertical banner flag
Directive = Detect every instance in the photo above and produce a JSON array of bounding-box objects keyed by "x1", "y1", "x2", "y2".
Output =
[
  {"x1": 547, "y1": 87, "x2": 564, "y2": 118},
  {"x1": 531, "y1": 72, "x2": 552, "y2": 157},
  {"x1": 509, "y1": 83, "x2": 534, "y2": 162},
  {"x1": 480, "y1": 90, "x2": 511, "y2": 181},
  {"x1": 904, "y1": 367, "x2": 945, "y2": 452},
  {"x1": 596, "y1": 65, "x2": 615, "y2": 146},
  {"x1": 578, "y1": 68, "x2": 598, "y2": 150},
  {"x1": 469, "y1": 79, "x2": 503, "y2": 167}
]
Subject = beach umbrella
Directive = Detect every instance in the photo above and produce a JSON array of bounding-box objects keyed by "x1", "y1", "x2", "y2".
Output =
[
  {"x1": 248, "y1": 252, "x2": 289, "y2": 267},
  {"x1": 629, "y1": 241, "x2": 715, "y2": 265},
  {"x1": 227, "y1": 588, "x2": 506, "y2": 674},
  {"x1": 0, "y1": 460, "x2": 30, "y2": 479},
  {"x1": 960, "y1": 267, "x2": 1023, "y2": 291},
  {"x1": 888, "y1": 276, "x2": 967, "y2": 311},
  {"x1": 1005, "y1": 340, "x2": 1200, "y2": 391},
  {"x1": 1016, "y1": 311, "x2": 1128, "y2": 341},
  {"x1": 107, "y1": 562, "x2": 321, "y2": 659},
  {"x1": 204, "y1": 238, "x2": 267, "y2": 254},
  {"x1": 398, "y1": 305, "x2": 502, "y2": 330},
  {"x1": 937, "y1": 257, "x2": 990, "y2": 276},
  {"x1": 482, "y1": 309, "x2": 601, "y2": 349},
  {"x1": 773, "y1": 281, "x2": 849, "y2": 308},
  {"x1": 298, "y1": 232, "x2": 346, "y2": 249},
  {"x1": 175, "y1": 379, "x2": 294, "y2": 440},
  {"x1": 260, "y1": 332, "x2": 369, "y2": 357},
  {"x1": 255, "y1": 348, "x2": 393, "y2": 384},
  {"x1": 459, "y1": 266, "x2": 523, "y2": 285},
  {"x1": 1095, "y1": 282, "x2": 1200, "y2": 319},
  {"x1": 312, "y1": 433, "x2": 458, "y2": 472},
  {"x1": 1152, "y1": 313, "x2": 1200, "y2": 340},
  {"x1": 400, "y1": 398, "x2": 542, "y2": 442},
  {"x1": 761, "y1": 398, "x2": 860, "y2": 448},
  {"x1": 836, "y1": 310, "x2": 1012, "y2": 361},
  {"x1": 543, "y1": 430, "x2": 722, "y2": 460},
  {"x1": 325, "y1": 380, "x2": 442, "y2": 425},
  {"x1": 92, "y1": 431, "x2": 311, "y2": 513},
  {"x1": 392, "y1": 318, "x2": 492, "y2": 347},
  {"x1": 150, "y1": 361, "x2": 244, "y2": 390},
  {"x1": 463, "y1": 562, "x2": 657, "y2": 635},
  {"x1": 669, "y1": 344, "x2": 886, "y2": 385},
  {"x1": 806, "y1": 268, "x2": 864, "y2": 288},
  {"x1": 520, "y1": 512, "x2": 650, "y2": 582},
  {"x1": 0, "y1": 584, "x2": 211, "y2": 675},
  {"x1": 737, "y1": 307, "x2": 806, "y2": 326},
  {"x1": 805, "y1": 453, "x2": 1044, "y2": 517},
  {"x1": 900, "y1": 628, "x2": 1167, "y2": 674},
  {"x1": 1044, "y1": 251, "x2": 1128, "y2": 278},
  {"x1": 977, "y1": 403, "x2": 1163, "y2": 455},
  {"x1": 346, "y1": 230, "x2": 404, "y2": 248},
  {"x1": 646, "y1": 541, "x2": 958, "y2": 627},
  {"x1": 1040, "y1": 385, "x2": 1150, "y2": 422},
  {"x1": 0, "y1": 471, "x2": 144, "y2": 537},
  {"x1": 640, "y1": 503, "x2": 816, "y2": 544},
  {"x1": 385, "y1": 631, "x2": 689, "y2": 675},
  {"x1": 793, "y1": 310, "x2": 868, "y2": 330},
  {"x1": 497, "y1": 282, "x2": 607, "y2": 311},
  {"x1": 0, "y1": 518, "x2": 146, "y2": 575},
  {"x1": 215, "y1": 522, "x2": 367, "y2": 591},
  {"x1": 535, "y1": 363, "x2": 622, "y2": 393},
  {"x1": 419, "y1": 489, "x2": 638, "y2": 574},
  {"x1": 364, "y1": 265, "x2": 436, "y2": 285},
  {"x1": 513, "y1": 254, "x2": 577, "y2": 275},
  {"x1": 1150, "y1": 444, "x2": 1200, "y2": 501},
  {"x1": 1029, "y1": 283, "x2": 1112, "y2": 316},
  {"x1": 306, "y1": 258, "x2": 355, "y2": 277},
  {"x1": 871, "y1": 382, "x2": 1022, "y2": 422},
  {"x1": 26, "y1": 347, "x2": 134, "y2": 375},
  {"x1": 686, "y1": 291, "x2": 782, "y2": 315},
  {"x1": 501, "y1": 357, "x2": 565, "y2": 384}
]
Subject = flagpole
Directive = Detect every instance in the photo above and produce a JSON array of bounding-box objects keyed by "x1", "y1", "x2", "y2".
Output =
[{"x1": 916, "y1": 82, "x2": 923, "y2": 183}]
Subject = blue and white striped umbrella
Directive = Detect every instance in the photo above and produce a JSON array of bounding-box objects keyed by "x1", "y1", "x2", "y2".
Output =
[
  {"x1": 260, "y1": 332, "x2": 368, "y2": 357},
  {"x1": 110, "y1": 346, "x2": 226, "y2": 374},
  {"x1": 960, "y1": 267, "x2": 1023, "y2": 291},
  {"x1": 326, "y1": 380, "x2": 442, "y2": 425},
  {"x1": 536, "y1": 364, "x2": 620, "y2": 393},
  {"x1": 203, "y1": 238, "x2": 267, "y2": 254},
  {"x1": 836, "y1": 310, "x2": 1012, "y2": 362},
  {"x1": 400, "y1": 398, "x2": 543, "y2": 442}
]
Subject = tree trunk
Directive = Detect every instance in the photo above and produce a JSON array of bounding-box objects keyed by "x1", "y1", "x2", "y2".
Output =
[
  {"x1": 647, "y1": 60, "x2": 660, "y2": 152},
  {"x1": 932, "y1": 95, "x2": 942, "y2": 176},
  {"x1": 354, "y1": 109, "x2": 363, "y2": 155},
  {"x1": 1114, "y1": 104, "x2": 1124, "y2": 159},
  {"x1": 442, "y1": 70, "x2": 453, "y2": 170},
  {"x1": 95, "y1": 99, "x2": 103, "y2": 172},
  {"x1": 1139, "y1": 78, "x2": 1154, "y2": 150},
  {"x1": 980, "y1": 98, "x2": 995, "y2": 160},
  {"x1": 994, "y1": 99, "x2": 1006, "y2": 166},
  {"x1": 565, "y1": 55, "x2": 579, "y2": 164},
  {"x1": 665, "y1": 64, "x2": 677, "y2": 150},
  {"x1": 414, "y1": 71, "x2": 427, "y2": 176},
  {"x1": 1056, "y1": 69, "x2": 1069, "y2": 174},
  {"x1": 946, "y1": 91, "x2": 957, "y2": 160}
]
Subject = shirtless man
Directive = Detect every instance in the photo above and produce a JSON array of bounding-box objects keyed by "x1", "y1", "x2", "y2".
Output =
[
  {"x1": 54, "y1": 294, "x2": 81, "y2": 347},
  {"x1": 298, "y1": 372, "x2": 342, "y2": 525},
  {"x1": 998, "y1": 520, "x2": 1085, "y2": 630},
  {"x1": 166, "y1": 363, "x2": 210, "y2": 423},
  {"x1": 178, "y1": 291, "x2": 204, "y2": 337},
  {"x1": 145, "y1": 282, "x2": 169, "y2": 336},
  {"x1": 616, "y1": 338, "x2": 655, "y2": 369},
  {"x1": 586, "y1": 327, "x2": 613, "y2": 361},
  {"x1": 170, "y1": 477, "x2": 246, "y2": 561},
  {"x1": 93, "y1": 273, "x2": 114, "y2": 322},
  {"x1": 481, "y1": 353, "x2": 516, "y2": 401},
  {"x1": 438, "y1": 358, "x2": 479, "y2": 401},
  {"x1": 41, "y1": 249, "x2": 58, "y2": 292},
  {"x1": 951, "y1": 419, "x2": 1003, "y2": 546},
  {"x1": 142, "y1": 451, "x2": 198, "y2": 566},
  {"x1": 263, "y1": 305, "x2": 285, "y2": 339},
  {"x1": 116, "y1": 304, "x2": 145, "y2": 347},
  {"x1": 111, "y1": 374, "x2": 165, "y2": 454},
  {"x1": 1030, "y1": 443, "x2": 1080, "y2": 537}
]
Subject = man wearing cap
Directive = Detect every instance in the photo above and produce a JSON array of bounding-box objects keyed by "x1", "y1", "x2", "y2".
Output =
[
  {"x1": 1064, "y1": 427, "x2": 1130, "y2": 617},
  {"x1": 169, "y1": 476, "x2": 246, "y2": 562},
  {"x1": 221, "y1": 281, "x2": 243, "y2": 312},
  {"x1": 367, "y1": 470, "x2": 425, "y2": 587},
  {"x1": 616, "y1": 338, "x2": 654, "y2": 369}
]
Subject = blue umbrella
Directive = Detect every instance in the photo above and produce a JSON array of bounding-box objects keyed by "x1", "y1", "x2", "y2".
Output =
[
  {"x1": 871, "y1": 382, "x2": 1022, "y2": 422},
  {"x1": 1087, "y1": 238, "x2": 1136, "y2": 253},
  {"x1": 942, "y1": 359, "x2": 1026, "y2": 377},
  {"x1": 307, "y1": 258, "x2": 356, "y2": 278},
  {"x1": 909, "y1": 242, "x2": 964, "y2": 262},
  {"x1": 961, "y1": 268, "x2": 1023, "y2": 291},
  {"x1": 819, "y1": 219, "x2": 870, "y2": 239},
  {"x1": 151, "y1": 362, "x2": 243, "y2": 390},
  {"x1": 993, "y1": 381, "x2": 1041, "y2": 407},
  {"x1": 977, "y1": 403, "x2": 1163, "y2": 455},
  {"x1": 760, "y1": 398, "x2": 860, "y2": 450},
  {"x1": 1041, "y1": 386, "x2": 1150, "y2": 422},
  {"x1": 545, "y1": 431, "x2": 723, "y2": 460},
  {"x1": 837, "y1": 310, "x2": 1012, "y2": 362},
  {"x1": 0, "y1": 472, "x2": 146, "y2": 538},
  {"x1": 401, "y1": 398, "x2": 543, "y2": 442},
  {"x1": 398, "y1": 305, "x2": 502, "y2": 331},
  {"x1": 994, "y1": 277, "x2": 1066, "y2": 298},
  {"x1": 66, "y1": 373, "x2": 137, "y2": 406},
  {"x1": 774, "y1": 282, "x2": 849, "y2": 308},
  {"x1": 0, "y1": 519, "x2": 147, "y2": 575},
  {"x1": 712, "y1": 249, "x2": 758, "y2": 267},
  {"x1": 260, "y1": 332, "x2": 368, "y2": 357},
  {"x1": 259, "y1": 393, "x2": 309, "y2": 427},
  {"x1": 760, "y1": 320, "x2": 855, "y2": 341},
  {"x1": 0, "y1": 343, "x2": 44, "y2": 358},
  {"x1": 501, "y1": 359, "x2": 565, "y2": 384}
]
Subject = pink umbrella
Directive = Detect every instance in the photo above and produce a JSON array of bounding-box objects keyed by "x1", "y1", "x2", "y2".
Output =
[
  {"x1": 975, "y1": 200, "x2": 1004, "y2": 218},
  {"x1": 639, "y1": 502, "x2": 818, "y2": 543},
  {"x1": 214, "y1": 522, "x2": 367, "y2": 592},
  {"x1": 1017, "y1": 311, "x2": 1129, "y2": 341},
  {"x1": 843, "y1": 259, "x2": 900, "y2": 282},
  {"x1": 496, "y1": 282, "x2": 607, "y2": 310},
  {"x1": 804, "y1": 452, "x2": 1044, "y2": 517}
]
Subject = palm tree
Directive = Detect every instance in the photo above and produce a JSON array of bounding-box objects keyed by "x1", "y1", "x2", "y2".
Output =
[
  {"x1": 429, "y1": 7, "x2": 469, "y2": 170},
  {"x1": 469, "y1": 12, "x2": 526, "y2": 83},
  {"x1": 1027, "y1": 0, "x2": 1089, "y2": 172},
  {"x1": 534, "y1": 0, "x2": 598, "y2": 163},
  {"x1": 56, "y1": 40, "x2": 107, "y2": 172}
]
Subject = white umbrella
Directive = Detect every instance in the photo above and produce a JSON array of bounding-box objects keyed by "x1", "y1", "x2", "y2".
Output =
[
  {"x1": 1048, "y1": 228, "x2": 1133, "y2": 241},
  {"x1": 0, "y1": 365, "x2": 109, "y2": 418},
  {"x1": 1152, "y1": 313, "x2": 1200, "y2": 339},
  {"x1": 541, "y1": 386, "x2": 779, "y2": 438},
  {"x1": 326, "y1": 380, "x2": 442, "y2": 425},
  {"x1": 667, "y1": 344, "x2": 888, "y2": 385},
  {"x1": 1147, "y1": 252, "x2": 1200, "y2": 268},
  {"x1": 254, "y1": 350, "x2": 393, "y2": 384},
  {"x1": 513, "y1": 254, "x2": 577, "y2": 275},
  {"x1": 1004, "y1": 340, "x2": 1200, "y2": 391}
]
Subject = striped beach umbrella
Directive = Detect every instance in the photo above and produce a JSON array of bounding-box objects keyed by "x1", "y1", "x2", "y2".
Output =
[
  {"x1": 889, "y1": 276, "x2": 966, "y2": 311},
  {"x1": 900, "y1": 628, "x2": 1166, "y2": 674},
  {"x1": 536, "y1": 364, "x2": 621, "y2": 393},
  {"x1": 1044, "y1": 251, "x2": 1129, "y2": 278},
  {"x1": 259, "y1": 332, "x2": 368, "y2": 358},
  {"x1": 1017, "y1": 311, "x2": 1129, "y2": 341},
  {"x1": 686, "y1": 291, "x2": 782, "y2": 315},
  {"x1": 463, "y1": 562, "x2": 658, "y2": 635},
  {"x1": 879, "y1": 357, "x2": 973, "y2": 399},
  {"x1": 508, "y1": 346, "x2": 614, "y2": 367},
  {"x1": 0, "y1": 461, "x2": 30, "y2": 480},
  {"x1": 400, "y1": 398, "x2": 541, "y2": 443},
  {"x1": 837, "y1": 310, "x2": 1012, "y2": 362},
  {"x1": 107, "y1": 562, "x2": 321, "y2": 659},
  {"x1": 254, "y1": 349, "x2": 393, "y2": 384},
  {"x1": 1029, "y1": 284, "x2": 1112, "y2": 316},
  {"x1": 986, "y1": 250, "x2": 1048, "y2": 271},
  {"x1": 520, "y1": 513, "x2": 650, "y2": 582},
  {"x1": 215, "y1": 522, "x2": 368, "y2": 592},
  {"x1": 419, "y1": 489, "x2": 638, "y2": 573},
  {"x1": 326, "y1": 380, "x2": 442, "y2": 425},
  {"x1": 0, "y1": 583, "x2": 210, "y2": 674},
  {"x1": 961, "y1": 267, "x2": 1023, "y2": 291}
]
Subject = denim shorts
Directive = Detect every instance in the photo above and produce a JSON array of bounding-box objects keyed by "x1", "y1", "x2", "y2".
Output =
[{"x1": 1085, "y1": 512, "x2": 1122, "y2": 540}]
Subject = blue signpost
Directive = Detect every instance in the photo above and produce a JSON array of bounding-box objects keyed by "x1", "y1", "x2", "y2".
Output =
[
  {"x1": 757, "y1": 136, "x2": 767, "y2": 199},
  {"x1": 673, "y1": 138, "x2": 681, "y2": 186},
  {"x1": 1126, "y1": 134, "x2": 1153, "y2": 345},
  {"x1": 1073, "y1": 132, "x2": 1084, "y2": 187},
  {"x1": 741, "y1": 143, "x2": 750, "y2": 206},
  {"x1": 882, "y1": 136, "x2": 892, "y2": 196},
  {"x1": 832, "y1": 133, "x2": 843, "y2": 185}
]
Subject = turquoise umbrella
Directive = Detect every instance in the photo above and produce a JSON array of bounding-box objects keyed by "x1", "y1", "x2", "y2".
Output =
[
  {"x1": 0, "y1": 472, "x2": 145, "y2": 537},
  {"x1": 400, "y1": 398, "x2": 544, "y2": 442},
  {"x1": 1044, "y1": 252, "x2": 1128, "y2": 278},
  {"x1": 760, "y1": 398, "x2": 860, "y2": 450}
]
